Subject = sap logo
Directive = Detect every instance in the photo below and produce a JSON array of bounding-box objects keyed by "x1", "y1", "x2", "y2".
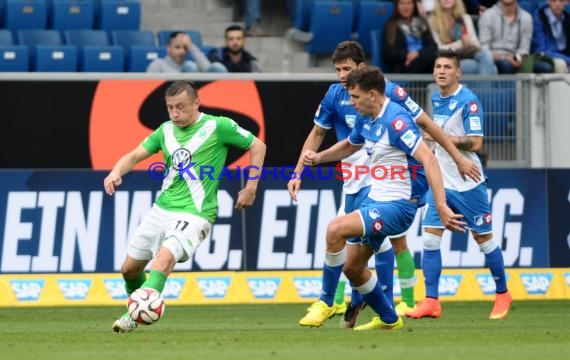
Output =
[
  {"x1": 392, "y1": 275, "x2": 401, "y2": 297},
  {"x1": 104, "y1": 279, "x2": 128, "y2": 300},
  {"x1": 197, "y1": 277, "x2": 230, "y2": 298},
  {"x1": 521, "y1": 273, "x2": 553, "y2": 295},
  {"x1": 162, "y1": 278, "x2": 185, "y2": 299},
  {"x1": 565, "y1": 273, "x2": 570, "y2": 288},
  {"x1": 292, "y1": 277, "x2": 322, "y2": 298},
  {"x1": 57, "y1": 279, "x2": 91, "y2": 300},
  {"x1": 438, "y1": 275, "x2": 462, "y2": 296},
  {"x1": 476, "y1": 273, "x2": 510, "y2": 295},
  {"x1": 247, "y1": 278, "x2": 281, "y2": 299},
  {"x1": 10, "y1": 280, "x2": 44, "y2": 301}
]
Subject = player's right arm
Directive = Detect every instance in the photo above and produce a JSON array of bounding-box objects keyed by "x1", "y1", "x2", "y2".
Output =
[
  {"x1": 287, "y1": 124, "x2": 327, "y2": 201},
  {"x1": 104, "y1": 145, "x2": 153, "y2": 196},
  {"x1": 302, "y1": 139, "x2": 360, "y2": 166}
]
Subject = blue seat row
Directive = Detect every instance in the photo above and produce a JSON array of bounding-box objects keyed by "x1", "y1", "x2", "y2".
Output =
[{"x1": 0, "y1": 0, "x2": 141, "y2": 31}]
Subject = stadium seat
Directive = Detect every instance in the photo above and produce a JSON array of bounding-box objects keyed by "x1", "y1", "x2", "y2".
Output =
[
  {"x1": 64, "y1": 29, "x2": 109, "y2": 46},
  {"x1": 518, "y1": 0, "x2": 534, "y2": 13},
  {"x1": 369, "y1": 29, "x2": 385, "y2": 70},
  {"x1": 126, "y1": 45, "x2": 163, "y2": 72},
  {"x1": 80, "y1": 45, "x2": 123, "y2": 71},
  {"x1": 0, "y1": 29, "x2": 15, "y2": 45},
  {"x1": 94, "y1": 0, "x2": 141, "y2": 30},
  {"x1": 0, "y1": 45, "x2": 29, "y2": 71},
  {"x1": 110, "y1": 30, "x2": 154, "y2": 47},
  {"x1": 156, "y1": 29, "x2": 202, "y2": 48},
  {"x1": 48, "y1": 0, "x2": 95, "y2": 30},
  {"x1": 294, "y1": 0, "x2": 314, "y2": 32},
  {"x1": 354, "y1": 1, "x2": 394, "y2": 54},
  {"x1": 17, "y1": 29, "x2": 77, "y2": 71},
  {"x1": 2, "y1": 0, "x2": 48, "y2": 30},
  {"x1": 304, "y1": 1, "x2": 354, "y2": 56}
]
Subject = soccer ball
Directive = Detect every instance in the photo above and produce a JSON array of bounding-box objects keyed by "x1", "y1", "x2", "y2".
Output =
[{"x1": 127, "y1": 288, "x2": 165, "y2": 325}]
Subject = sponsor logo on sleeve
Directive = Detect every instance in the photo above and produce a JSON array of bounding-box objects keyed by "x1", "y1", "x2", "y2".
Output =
[
  {"x1": 292, "y1": 277, "x2": 322, "y2": 298},
  {"x1": 391, "y1": 118, "x2": 406, "y2": 132},
  {"x1": 404, "y1": 97, "x2": 419, "y2": 113},
  {"x1": 396, "y1": 86, "x2": 408, "y2": 99},
  {"x1": 469, "y1": 102, "x2": 479, "y2": 114},
  {"x1": 469, "y1": 116, "x2": 481, "y2": 131},
  {"x1": 401, "y1": 129, "x2": 417, "y2": 148},
  {"x1": 162, "y1": 278, "x2": 185, "y2": 299},
  {"x1": 10, "y1": 280, "x2": 45, "y2": 301},
  {"x1": 57, "y1": 279, "x2": 92, "y2": 300},
  {"x1": 247, "y1": 277, "x2": 281, "y2": 299},
  {"x1": 521, "y1": 273, "x2": 553, "y2": 295},
  {"x1": 104, "y1": 279, "x2": 128, "y2": 300},
  {"x1": 197, "y1": 277, "x2": 231, "y2": 299},
  {"x1": 438, "y1": 274, "x2": 462, "y2": 296}
]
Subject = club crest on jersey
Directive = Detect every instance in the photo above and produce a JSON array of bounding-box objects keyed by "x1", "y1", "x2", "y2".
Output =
[
  {"x1": 395, "y1": 86, "x2": 407, "y2": 99},
  {"x1": 172, "y1": 148, "x2": 192, "y2": 170},
  {"x1": 372, "y1": 219, "x2": 384, "y2": 233},
  {"x1": 474, "y1": 213, "x2": 492, "y2": 226},
  {"x1": 391, "y1": 118, "x2": 406, "y2": 132},
  {"x1": 368, "y1": 208, "x2": 380, "y2": 220},
  {"x1": 449, "y1": 99, "x2": 457, "y2": 110},
  {"x1": 469, "y1": 102, "x2": 479, "y2": 113},
  {"x1": 345, "y1": 115, "x2": 356, "y2": 128}
]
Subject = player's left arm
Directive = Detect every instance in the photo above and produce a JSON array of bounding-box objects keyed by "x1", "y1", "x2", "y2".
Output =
[
  {"x1": 448, "y1": 134, "x2": 483, "y2": 152},
  {"x1": 235, "y1": 137, "x2": 266, "y2": 210},
  {"x1": 416, "y1": 111, "x2": 481, "y2": 182}
]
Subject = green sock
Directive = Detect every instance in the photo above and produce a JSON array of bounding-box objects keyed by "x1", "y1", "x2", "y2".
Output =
[
  {"x1": 124, "y1": 272, "x2": 147, "y2": 295},
  {"x1": 141, "y1": 270, "x2": 167, "y2": 293},
  {"x1": 396, "y1": 250, "x2": 416, "y2": 307},
  {"x1": 334, "y1": 280, "x2": 346, "y2": 305}
]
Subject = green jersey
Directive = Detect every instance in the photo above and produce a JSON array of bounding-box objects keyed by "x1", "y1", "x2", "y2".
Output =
[{"x1": 141, "y1": 113, "x2": 255, "y2": 222}]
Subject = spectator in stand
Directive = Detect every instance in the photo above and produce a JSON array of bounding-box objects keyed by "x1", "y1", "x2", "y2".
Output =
[
  {"x1": 428, "y1": 0, "x2": 497, "y2": 74},
  {"x1": 383, "y1": 0, "x2": 438, "y2": 73},
  {"x1": 532, "y1": 0, "x2": 570, "y2": 73},
  {"x1": 208, "y1": 25, "x2": 262, "y2": 73},
  {"x1": 147, "y1": 32, "x2": 227, "y2": 73},
  {"x1": 233, "y1": 0, "x2": 264, "y2": 36},
  {"x1": 479, "y1": 0, "x2": 554, "y2": 73}
]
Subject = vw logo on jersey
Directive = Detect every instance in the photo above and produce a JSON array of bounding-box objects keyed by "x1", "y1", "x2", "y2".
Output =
[
  {"x1": 449, "y1": 99, "x2": 458, "y2": 110},
  {"x1": 345, "y1": 115, "x2": 356, "y2": 128},
  {"x1": 171, "y1": 148, "x2": 192, "y2": 171}
]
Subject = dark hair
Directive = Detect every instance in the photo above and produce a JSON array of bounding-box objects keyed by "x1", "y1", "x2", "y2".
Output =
[
  {"x1": 385, "y1": 0, "x2": 421, "y2": 47},
  {"x1": 345, "y1": 66, "x2": 386, "y2": 95},
  {"x1": 331, "y1": 41, "x2": 366, "y2": 65},
  {"x1": 436, "y1": 49, "x2": 461, "y2": 67},
  {"x1": 225, "y1": 24, "x2": 245, "y2": 37},
  {"x1": 165, "y1": 80, "x2": 198, "y2": 100},
  {"x1": 168, "y1": 31, "x2": 186, "y2": 44}
]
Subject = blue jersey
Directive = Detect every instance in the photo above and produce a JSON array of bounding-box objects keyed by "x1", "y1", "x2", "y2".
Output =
[
  {"x1": 348, "y1": 98, "x2": 428, "y2": 202},
  {"x1": 432, "y1": 84, "x2": 484, "y2": 191},
  {"x1": 314, "y1": 80, "x2": 423, "y2": 194}
]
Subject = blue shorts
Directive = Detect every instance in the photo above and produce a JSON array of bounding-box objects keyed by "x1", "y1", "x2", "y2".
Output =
[
  {"x1": 422, "y1": 183, "x2": 492, "y2": 234},
  {"x1": 344, "y1": 186, "x2": 371, "y2": 245},
  {"x1": 355, "y1": 198, "x2": 419, "y2": 253}
]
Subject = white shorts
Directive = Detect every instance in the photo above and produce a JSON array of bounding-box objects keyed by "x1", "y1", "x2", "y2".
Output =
[{"x1": 128, "y1": 205, "x2": 212, "y2": 262}]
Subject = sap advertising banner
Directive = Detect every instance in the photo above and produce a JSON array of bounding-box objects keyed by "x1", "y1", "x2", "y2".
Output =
[{"x1": 0, "y1": 169, "x2": 554, "y2": 273}]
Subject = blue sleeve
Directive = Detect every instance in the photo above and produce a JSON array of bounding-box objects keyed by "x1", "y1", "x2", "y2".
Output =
[
  {"x1": 462, "y1": 98, "x2": 484, "y2": 136},
  {"x1": 348, "y1": 117, "x2": 365, "y2": 145},
  {"x1": 314, "y1": 86, "x2": 335, "y2": 129},
  {"x1": 387, "y1": 83, "x2": 423, "y2": 120},
  {"x1": 387, "y1": 112, "x2": 422, "y2": 155}
]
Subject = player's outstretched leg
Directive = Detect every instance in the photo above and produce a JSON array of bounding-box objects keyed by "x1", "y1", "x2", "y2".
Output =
[{"x1": 112, "y1": 271, "x2": 147, "y2": 333}]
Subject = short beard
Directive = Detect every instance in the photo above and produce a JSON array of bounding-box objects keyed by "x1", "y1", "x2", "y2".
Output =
[{"x1": 228, "y1": 48, "x2": 243, "y2": 56}]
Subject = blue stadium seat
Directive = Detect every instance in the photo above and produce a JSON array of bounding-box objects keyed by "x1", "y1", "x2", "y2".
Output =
[
  {"x1": 156, "y1": 30, "x2": 202, "y2": 47},
  {"x1": 355, "y1": 1, "x2": 393, "y2": 54},
  {"x1": 48, "y1": 0, "x2": 94, "y2": 30},
  {"x1": 304, "y1": 1, "x2": 354, "y2": 55},
  {"x1": 0, "y1": 29, "x2": 15, "y2": 45},
  {"x1": 518, "y1": 0, "x2": 534, "y2": 13},
  {"x1": 0, "y1": 45, "x2": 29, "y2": 71},
  {"x1": 370, "y1": 29, "x2": 385, "y2": 70},
  {"x1": 95, "y1": 0, "x2": 141, "y2": 30},
  {"x1": 80, "y1": 45, "x2": 123, "y2": 71},
  {"x1": 110, "y1": 30, "x2": 154, "y2": 47},
  {"x1": 2, "y1": 0, "x2": 48, "y2": 30},
  {"x1": 17, "y1": 29, "x2": 77, "y2": 71},
  {"x1": 126, "y1": 45, "x2": 163, "y2": 72},
  {"x1": 294, "y1": 0, "x2": 313, "y2": 32},
  {"x1": 64, "y1": 29, "x2": 109, "y2": 46},
  {"x1": 33, "y1": 45, "x2": 77, "y2": 71}
]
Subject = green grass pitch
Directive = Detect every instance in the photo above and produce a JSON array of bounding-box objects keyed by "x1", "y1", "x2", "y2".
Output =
[{"x1": 1, "y1": 301, "x2": 568, "y2": 360}]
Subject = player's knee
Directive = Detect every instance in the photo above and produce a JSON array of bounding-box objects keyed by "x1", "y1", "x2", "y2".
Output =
[
  {"x1": 326, "y1": 219, "x2": 348, "y2": 249},
  {"x1": 162, "y1": 236, "x2": 189, "y2": 263},
  {"x1": 423, "y1": 232, "x2": 442, "y2": 250}
]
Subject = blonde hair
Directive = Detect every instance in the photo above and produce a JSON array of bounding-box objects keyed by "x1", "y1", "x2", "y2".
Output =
[{"x1": 430, "y1": 0, "x2": 467, "y2": 44}]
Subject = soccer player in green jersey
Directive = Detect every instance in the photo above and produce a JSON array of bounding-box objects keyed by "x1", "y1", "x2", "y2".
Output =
[{"x1": 104, "y1": 80, "x2": 266, "y2": 332}]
